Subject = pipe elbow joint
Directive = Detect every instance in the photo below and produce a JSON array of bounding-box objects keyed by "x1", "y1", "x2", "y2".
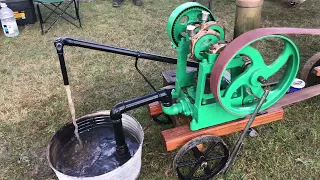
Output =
[
  {"x1": 110, "y1": 102, "x2": 126, "y2": 121},
  {"x1": 54, "y1": 37, "x2": 75, "y2": 48},
  {"x1": 161, "y1": 90, "x2": 172, "y2": 107},
  {"x1": 162, "y1": 102, "x2": 183, "y2": 115},
  {"x1": 54, "y1": 39, "x2": 64, "y2": 52},
  {"x1": 162, "y1": 98, "x2": 192, "y2": 116}
]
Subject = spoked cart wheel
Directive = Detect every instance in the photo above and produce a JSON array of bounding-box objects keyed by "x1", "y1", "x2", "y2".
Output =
[
  {"x1": 173, "y1": 135, "x2": 229, "y2": 180},
  {"x1": 300, "y1": 52, "x2": 320, "y2": 87}
]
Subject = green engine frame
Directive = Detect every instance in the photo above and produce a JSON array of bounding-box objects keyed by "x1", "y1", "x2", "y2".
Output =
[
  {"x1": 161, "y1": 2, "x2": 299, "y2": 131},
  {"x1": 162, "y1": 38, "x2": 245, "y2": 131}
]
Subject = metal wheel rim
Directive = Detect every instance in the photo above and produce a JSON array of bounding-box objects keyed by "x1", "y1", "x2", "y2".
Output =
[
  {"x1": 300, "y1": 52, "x2": 320, "y2": 87},
  {"x1": 166, "y1": 2, "x2": 215, "y2": 48},
  {"x1": 173, "y1": 135, "x2": 229, "y2": 180},
  {"x1": 210, "y1": 35, "x2": 300, "y2": 116}
]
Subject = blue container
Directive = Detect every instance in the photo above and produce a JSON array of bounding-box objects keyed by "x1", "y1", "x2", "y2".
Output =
[{"x1": 287, "y1": 78, "x2": 305, "y2": 94}]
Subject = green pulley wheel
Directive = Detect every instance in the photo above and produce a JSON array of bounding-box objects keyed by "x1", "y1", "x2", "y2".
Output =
[
  {"x1": 167, "y1": 2, "x2": 216, "y2": 48},
  {"x1": 194, "y1": 34, "x2": 220, "y2": 61},
  {"x1": 192, "y1": 24, "x2": 225, "y2": 61},
  {"x1": 211, "y1": 35, "x2": 300, "y2": 116}
]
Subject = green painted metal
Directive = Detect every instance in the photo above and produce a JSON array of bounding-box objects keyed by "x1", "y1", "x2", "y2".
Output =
[
  {"x1": 193, "y1": 25, "x2": 225, "y2": 61},
  {"x1": 163, "y1": 33, "x2": 245, "y2": 130},
  {"x1": 162, "y1": 97, "x2": 193, "y2": 116},
  {"x1": 216, "y1": 35, "x2": 299, "y2": 116},
  {"x1": 161, "y1": 3, "x2": 298, "y2": 131},
  {"x1": 166, "y1": 2, "x2": 215, "y2": 48},
  {"x1": 194, "y1": 34, "x2": 219, "y2": 61}
]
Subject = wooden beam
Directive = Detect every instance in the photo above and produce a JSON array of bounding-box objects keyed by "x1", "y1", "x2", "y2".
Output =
[
  {"x1": 147, "y1": 101, "x2": 163, "y2": 116},
  {"x1": 161, "y1": 109, "x2": 284, "y2": 152},
  {"x1": 268, "y1": 83, "x2": 320, "y2": 112}
]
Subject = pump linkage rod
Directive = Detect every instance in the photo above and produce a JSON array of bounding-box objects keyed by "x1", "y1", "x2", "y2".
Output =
[{"x1": 54, "y1": 37, "x2": 178, "y2": 161}]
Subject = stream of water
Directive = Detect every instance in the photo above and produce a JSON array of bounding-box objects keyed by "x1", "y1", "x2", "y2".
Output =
[
  {"x1": 60, "y1": 85, "x2": 140, "y2": 177},
  {"x1": 65, "y1": 85, "x2": 83, "y2": 147}
]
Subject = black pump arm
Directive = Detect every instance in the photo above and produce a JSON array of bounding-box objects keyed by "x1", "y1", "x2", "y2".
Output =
[
  {"x1": 54, "y1": 37, "x2": 198, "y2": 85},
  {"x1": 54, "y1": 37, "x2": 178, "y2": 160}
]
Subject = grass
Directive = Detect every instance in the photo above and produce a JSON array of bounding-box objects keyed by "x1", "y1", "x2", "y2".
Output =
[{"x1": 0, "y1": 0, "x2": 319, "y2": 179}]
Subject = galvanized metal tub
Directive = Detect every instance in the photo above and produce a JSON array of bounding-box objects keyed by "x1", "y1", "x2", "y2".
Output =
[{"x1": 47, "y1": 110, "x2": 144, "y2": 180}]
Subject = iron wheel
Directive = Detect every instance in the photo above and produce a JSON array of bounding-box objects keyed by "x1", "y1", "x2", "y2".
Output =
[{"x1": 173, "y1": 135, "x2": 229, "y2": 180}]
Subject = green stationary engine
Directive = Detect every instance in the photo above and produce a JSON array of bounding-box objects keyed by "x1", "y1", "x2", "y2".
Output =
[
  {"x1": 53, "y1": 2, "x2": 319, "y2": 179},
  {"x1": 162, "y1": 2, "x2": 299, "y2": 131}
]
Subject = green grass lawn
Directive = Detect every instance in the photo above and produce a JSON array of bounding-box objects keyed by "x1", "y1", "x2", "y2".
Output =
[{"x1": 0, "y1": 0, "x2": 320, "y2": 179}]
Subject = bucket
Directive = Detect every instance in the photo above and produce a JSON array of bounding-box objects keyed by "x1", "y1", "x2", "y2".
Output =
[
  {"x1": 287, "y1": 78, "x2": 306, "y2": 94},
  {"x1": 47, "y1": 110, "x2": 144, "y2": 180}
]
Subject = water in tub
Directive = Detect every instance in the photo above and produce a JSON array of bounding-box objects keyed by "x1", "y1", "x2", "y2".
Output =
[{"x1": 60, "y1": 85, "x2": 139, "y2": 177}]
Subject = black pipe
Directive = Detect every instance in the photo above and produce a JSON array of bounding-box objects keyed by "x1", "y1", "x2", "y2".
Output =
[
  {"x1": 58, "y1": 37, "x2": 199, "y2": 68},
  {"x1": 110, "y1": 88, "x2": 172, "y2": 157},
  {"x1": 54, "y1": 40, "x2": 69, "y2": 85},
  {"x1": 53, "y1": 37, "x2": 178, "y2": 158},
  {"x1": 54, "y1": 37, "x2": 198, "y2": 86}
]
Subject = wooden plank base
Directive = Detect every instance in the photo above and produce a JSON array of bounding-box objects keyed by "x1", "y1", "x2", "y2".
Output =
[
  {"x1": 161, "y1": 109, "x2": 284, "y2": 152},
  {"x1": 148, "y1": 101, "x2": 163, "y2": 117}
]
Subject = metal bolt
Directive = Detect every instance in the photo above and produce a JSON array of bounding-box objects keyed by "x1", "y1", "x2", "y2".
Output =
[
  {"x1": 209, "y1": 44, "x2": 216, "y2": 54},
  {"x1": 201, "y1": 11, "x2": 210, "y2": 22},
  {"x1": 200, "y1": 161, "x2": 208, "y2": 170},
  {"x1": 209, "y1": 44, "x2": 215, "y2": 50},
  {"x1": 187, "y1": 25, "x2": 196, "y2": 37},
  {"x1": 242, "y1": 56, "x2": 251, "y2": 62},
  {"x1": 258, "y1": 76, "x2": 267, "y2": 84},
  {"x1": 218, "y1": 40, "x2": 227, "y2": 44}
]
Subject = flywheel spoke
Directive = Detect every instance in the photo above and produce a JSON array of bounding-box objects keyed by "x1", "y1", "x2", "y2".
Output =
[
  {"x1": 265, "y1": 42, "x2": 295, "y2": 77},
  {"x1": 186, "y1": 163, "x2": 201, "y2": 180},
  {"x1": 238, "y1": 45, "x2": 266, "y2": 69},
  {"x1": 177, "y1": 159, "x2": 199, "y2": 168},
  {"x1": 206, "y1": 154, "x2": 228, "y2": 161},
  {"x1": 204, "y1": 142, "x2": 218, "y2": 157},
  {"x1": 192, "y1": 147, "x2": 204, "y2": 158},
  {"x1": 175, "y1": 24, "x2": 187, "y2": 34},
  {"x1": 224, "y1": 73, "x2": 250, "y2": 99},
  {"x1": 204, "y1": 167, "x2": 212, "y2": 175}
]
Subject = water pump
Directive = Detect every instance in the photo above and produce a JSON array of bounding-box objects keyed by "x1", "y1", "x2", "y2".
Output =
[{"x1": 54, "y1": 2, "x2": 320, "y2": 179}]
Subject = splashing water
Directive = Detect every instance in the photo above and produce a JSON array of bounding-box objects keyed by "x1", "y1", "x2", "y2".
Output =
[
  {"x1": 65, "y1": 85, "x2": 83, "y2": 148},
  {"x1": 55, "y1": 126, "x2": 139, "y2": 177}
]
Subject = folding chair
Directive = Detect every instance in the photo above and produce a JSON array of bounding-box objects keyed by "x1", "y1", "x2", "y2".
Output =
[{"x1": 33, "y1": 0, "x2": 81, "y2": 34}]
